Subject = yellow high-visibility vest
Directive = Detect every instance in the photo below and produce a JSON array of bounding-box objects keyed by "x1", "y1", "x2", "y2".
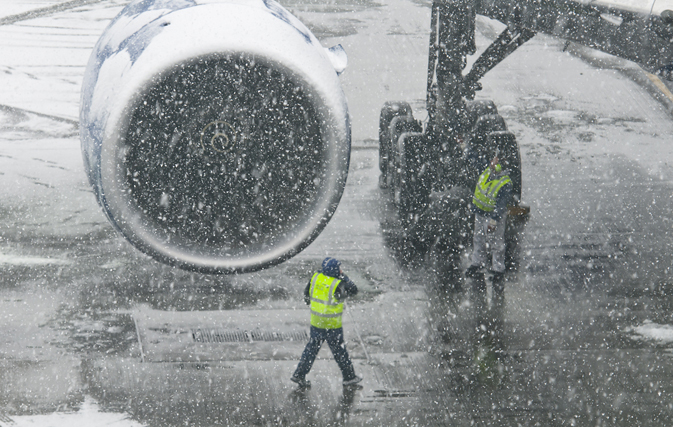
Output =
[
  {"x1": 473, "y1": 167, "x2": 511, "y2": 212},
  {"x1": 309, "y1": 272, "x2": 343, "y2": 329}
]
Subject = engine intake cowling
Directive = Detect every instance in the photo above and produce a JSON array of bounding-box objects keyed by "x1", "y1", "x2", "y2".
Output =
[{"x1": 80, "y1": 0, "x2": 350, "y2": 273}]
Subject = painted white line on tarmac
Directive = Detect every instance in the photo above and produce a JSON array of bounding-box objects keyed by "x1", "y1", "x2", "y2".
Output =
[
  {"x1": 0, "y1": 0, "x2": 105, "y2": 25},
  {"x1": 0, "y1": 253, "x2": 70, "y2": 265}
]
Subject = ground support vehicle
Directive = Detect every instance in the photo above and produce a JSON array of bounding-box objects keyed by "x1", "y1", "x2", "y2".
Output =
[{"x1": 379, "y1": 0, "x2": 673, "y2": 273}]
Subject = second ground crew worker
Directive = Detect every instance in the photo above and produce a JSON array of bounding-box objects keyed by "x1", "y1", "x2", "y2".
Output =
[
  {"x1": 465, "y1": 153, "x2": 512, "y2": 290},
  {"x1": 291, "y1": 257, "x2": 362, "y2": 388}
]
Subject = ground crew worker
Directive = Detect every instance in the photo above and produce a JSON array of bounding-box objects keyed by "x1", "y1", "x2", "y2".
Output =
[
  {"x1": 465, "y1": 153, "x2": 512, "y2": 290},
  {"x1": 291, "y1": 257, "x2": 362, "y2": 388}
]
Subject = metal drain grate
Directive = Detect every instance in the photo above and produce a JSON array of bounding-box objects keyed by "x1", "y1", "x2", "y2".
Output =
[{"x1": 191, "y1": 328, "x2": 309, "y2": 343}]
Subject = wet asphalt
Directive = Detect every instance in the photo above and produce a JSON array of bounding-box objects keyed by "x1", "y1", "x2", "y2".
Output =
[{"x1": 1, "y1": 0, "x2": 673, "y2": 426}]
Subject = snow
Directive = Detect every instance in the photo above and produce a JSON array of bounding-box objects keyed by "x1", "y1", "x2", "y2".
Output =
[
  {"x1": 0, "y1": 0, "x2": 66, "y2": 20},
  {"x1": 4, "y1": 396, "x2": 145, "y2": 427},
  {"x1": 626, "y1": 320, "x2": 673, "y2": 345},
  {"x1": 541, "y1": 109, "x2": 581, "y2": 123},
  {"x1": 0, "y1": 253, "x2": 70, "y2": 265}
]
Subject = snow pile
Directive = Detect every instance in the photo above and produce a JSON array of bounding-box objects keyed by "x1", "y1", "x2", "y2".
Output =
[
  {"x1": 2, "y1": 396, "x2": 145, "y2": 427},
  {"x1": 625, "y1": 320, "x2": 673, "y2": 345},
  {"x1": 0, "y1": 253, "x2": 70, "y2": 266}
]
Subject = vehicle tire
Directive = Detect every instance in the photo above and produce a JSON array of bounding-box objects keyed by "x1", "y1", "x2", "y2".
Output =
[
  {"x1": 426, "y1": 185, "x2": 473, "y2": 282},
  {"x1": 485, "y1": 130, "x2": 523, "y2": 271},
  {"x1": 487, "y1": 130, "x2": 521, "y2": 200},
  {"x1": 394, "y1": 132, "x2": 429, "y2": 218},
  {"x1": 386, "y1": 126, "x2": 432, "y2": 263},
  {"x1": 388, "y1": 115, "x2": 422, "y2": 195},
  {"x1": 379, "y1": 102, "x2": 413, "y2": 188},
  {"x1": 463, "y1": 113, "x2": 508, "y2": 188},
  {"x1": 465, "y1": 99, "x2": 498, "y2": 129},
  {"x1": 505, "y1": 212, "x2": 526, "y2": 272}
]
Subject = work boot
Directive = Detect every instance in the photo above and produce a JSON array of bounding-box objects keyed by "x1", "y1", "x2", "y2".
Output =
[
  {"x1": 465, "y1": 265, "x2": 482, "y2": 278},
  {"x1": 291, "y1": 375, "x2": 311, "y2": 388},
  {"x1": 343, "y1": 375, "x2": 363, "y2": 386}
]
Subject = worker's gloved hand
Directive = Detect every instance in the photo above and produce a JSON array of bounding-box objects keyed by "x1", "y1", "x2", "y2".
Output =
[{"x1": 487, "y1": 219, "x2": 497, "y2": 233}]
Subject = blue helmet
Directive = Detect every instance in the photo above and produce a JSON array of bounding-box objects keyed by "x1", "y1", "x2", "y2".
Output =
[{"x1": 321, "y1": 257, "x2": 342, "y2": 277}]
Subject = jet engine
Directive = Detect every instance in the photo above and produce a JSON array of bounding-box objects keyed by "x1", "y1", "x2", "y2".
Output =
[{"x1": 80, "y1": 0, "x2": 350, "y2": 273}]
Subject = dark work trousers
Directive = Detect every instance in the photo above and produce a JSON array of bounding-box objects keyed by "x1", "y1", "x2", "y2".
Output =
[{"x1": 293, "y1": 326, "x2": 356, "y2": 380}]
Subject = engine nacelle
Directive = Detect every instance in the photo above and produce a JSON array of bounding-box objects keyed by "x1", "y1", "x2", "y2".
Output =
[{"x1": 80, "y1": 0, "x2": 350, "y2": 273}]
